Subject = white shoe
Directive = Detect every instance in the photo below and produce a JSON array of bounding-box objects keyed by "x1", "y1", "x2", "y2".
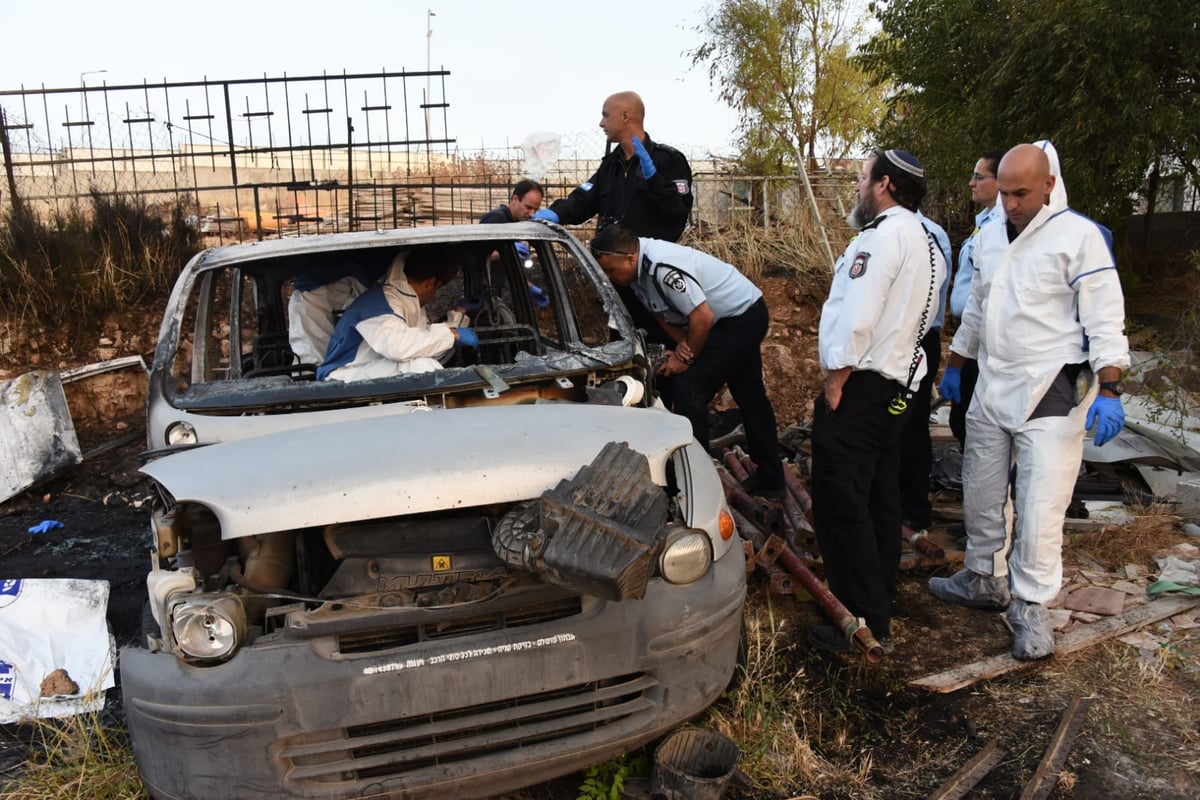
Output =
[
  {"x1": 928, "y1": 568, "x2": 1011, "y2": 610},
  {"x1": 1007, "y1": 599, "x2": 1055, "y2": 661}
]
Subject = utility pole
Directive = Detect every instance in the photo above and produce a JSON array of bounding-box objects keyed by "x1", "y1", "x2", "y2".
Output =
[{"x1": 426, "y1": 9, "x2": 435, "y2": 150}]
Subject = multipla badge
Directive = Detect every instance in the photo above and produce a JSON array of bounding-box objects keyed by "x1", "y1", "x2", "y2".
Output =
[{"x1": 849, "y1": 252, "x2": 870, "y2": 279}]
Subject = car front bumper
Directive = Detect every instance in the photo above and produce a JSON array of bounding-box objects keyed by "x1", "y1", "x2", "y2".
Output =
[{"x1": 120, "y1": 545, "x2": 745, "y2": 800}]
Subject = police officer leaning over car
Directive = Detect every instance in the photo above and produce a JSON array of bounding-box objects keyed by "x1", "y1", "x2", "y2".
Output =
[
  {"x1": 590, "y1": 224, "x2": 785, "y2": 497},
  {"x1": 809, "y1": 149, "x2": 946, "y2": 655}
]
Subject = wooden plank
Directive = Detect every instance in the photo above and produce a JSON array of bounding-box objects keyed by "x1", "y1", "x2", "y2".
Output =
[
  {"x1": 910, "y1": 596, "x2": 1199, "y2": 693},
  {"x1": 926, "y1": 737, "x2": 1007, "y2": 800},
  {"x1": 1018, "y1": 695, "x2": 1092, "y2": 800}
]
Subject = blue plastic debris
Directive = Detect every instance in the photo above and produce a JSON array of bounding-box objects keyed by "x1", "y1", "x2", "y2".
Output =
[{"x1": 27, "y1": 520, "x2": 64, "y2": 535}]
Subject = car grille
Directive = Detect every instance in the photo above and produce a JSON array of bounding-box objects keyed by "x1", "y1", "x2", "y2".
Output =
[
  {"x1": 278, "y1": 672, "x2": 657, "y2": 786},
  {"x1": 335, "y1": 594, "x2": 583, "y2": 654}
]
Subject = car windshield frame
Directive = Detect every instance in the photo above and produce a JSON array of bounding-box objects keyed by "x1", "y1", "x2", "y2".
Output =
[{"x1": 154, "y1": 224, "x2": 642, "y2": 412}]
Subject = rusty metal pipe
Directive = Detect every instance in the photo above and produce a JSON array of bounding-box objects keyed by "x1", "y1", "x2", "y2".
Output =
[
  {"x1": 730, "y1": 508, "x2": 798, "y2": 596},
  {"x1": 903, "y1": 525, "x2": 946, "y2": 561},
  {"x1": 781, "y1": 489, "x2": 813, "y2": 535},
  {"x1": 780, "y1": 488, "x2": 819, "y2": 555},
  {"x1": 758, "y1": 533, "x2": 885, "y2": 663},
  {"x1": 774, "y1": 488, "x2": 813, "y2": 555},
  {"x1": 735, "y1": 452, "x2": 816, "y2": 539},
  {"x1": 782, "y1": 464, "x2": 814, "y2": 521},
  {"x1": 733, "y1": 455, "x2": 884, "y2": 659},
  {"x1": 722, "y1": 448, "x2": 752, "y2": 482},
  {"x1": 717, "y1": 467, "x2": 775, "y2": 531}
]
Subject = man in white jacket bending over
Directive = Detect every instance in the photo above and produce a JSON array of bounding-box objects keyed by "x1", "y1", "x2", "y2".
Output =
[
  {"x1": 930, "y1": 141, "x2": 1130, "y2": 660},
  {"x1": 318, "y1": 245, "x2": 478, "y2": 382}
]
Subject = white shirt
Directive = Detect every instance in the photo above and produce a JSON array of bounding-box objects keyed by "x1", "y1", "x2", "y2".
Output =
[
  {"x1": 631, "y1": 237, "x2": 761, "y2": 325},
  {"x1": 820, "y1": 205, "x2": 946, "y2": 385},
  {"x1": 949, "y1": 203, "x2": 1002, "y2": 318}
]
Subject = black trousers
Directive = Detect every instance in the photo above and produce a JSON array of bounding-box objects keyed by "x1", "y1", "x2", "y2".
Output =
[
  {"x1": 667, "y1": 298, "x2": 783, "y2": 484},
  {"x1": 899, "y1": 327, "x2": 942, "y2": 530},
  {"x1": 948, "y1": 358, "x2": 980, "y2": 445},
  {"x1": 811, "y1": 370, "x2": 909, "y2": 637}
]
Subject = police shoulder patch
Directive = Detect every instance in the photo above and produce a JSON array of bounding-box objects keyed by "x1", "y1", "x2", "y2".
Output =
[
  {"x1": 849, "y1": 252, "x2": 870, "y2": 279},
  {"x1": 579, "y1": 181, "x2": 594, "y2": 192},
  {"x1": 674, "y1": 179, "x2": 690, "y2": 195},
  {"x1": 663, "y1": 269, "x2": 688, "y2": 293}
]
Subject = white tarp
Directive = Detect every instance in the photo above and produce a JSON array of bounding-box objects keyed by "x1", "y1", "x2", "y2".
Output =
[{"x1": 0, "y1": 578, "x2": 116, "y2": 723}]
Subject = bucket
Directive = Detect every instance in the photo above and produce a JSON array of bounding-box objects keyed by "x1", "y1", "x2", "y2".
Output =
[{"x1": 650, "y1": 728, "x2": 741, "y2": 800}]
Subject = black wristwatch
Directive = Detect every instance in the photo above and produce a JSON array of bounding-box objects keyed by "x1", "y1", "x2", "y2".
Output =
[{"x1": 1099, "y1": 381, "x2": 1124, "y2": 396}]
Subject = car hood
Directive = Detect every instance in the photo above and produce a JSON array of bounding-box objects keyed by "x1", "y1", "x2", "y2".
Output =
[{"x1": 141, "y1": 404, "x2": 694, "y2": 540}]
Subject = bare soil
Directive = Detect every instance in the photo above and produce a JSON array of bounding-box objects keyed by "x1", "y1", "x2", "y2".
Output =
[{"x1": 2, "y1": 275, "x2": 1199, "y2": 799}]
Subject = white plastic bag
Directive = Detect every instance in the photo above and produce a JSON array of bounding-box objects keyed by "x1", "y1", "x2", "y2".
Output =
[
  {"x1": 0, "y1": 578, "x2": 115, "y2": 723},
  {"x1": 521, "y1": 131, "x2": 562, "y2": 181}
]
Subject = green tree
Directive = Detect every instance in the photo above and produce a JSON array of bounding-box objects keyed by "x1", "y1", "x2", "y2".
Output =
[
  {"x1": 857, "y1": 0, "x2": 1200, "y2": 226},
  {"x1": 691, "y1": 0, "x2": 885, "y2": 173}
]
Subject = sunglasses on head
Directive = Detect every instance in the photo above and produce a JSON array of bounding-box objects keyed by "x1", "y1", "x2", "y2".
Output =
[{"x1": 590, "y1": 247, "x2": 632, "y2": 259}]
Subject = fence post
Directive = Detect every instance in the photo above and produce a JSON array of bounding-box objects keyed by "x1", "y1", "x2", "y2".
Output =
[
  {"x1": 762, "y1": 176, "x2": 770, "y2": 230},
  {"x1": 222, "y1": 83, "x2": 238, "y2": 187},
  {"x1": 346, "y1": 116, "x2": 354, "y2": 231},
  {"x1": 0, "y1": 107, "x2": 22, "y2": 215},
  {"x1": 253, "y1": 186, "x2": 264, "y2": 242}
]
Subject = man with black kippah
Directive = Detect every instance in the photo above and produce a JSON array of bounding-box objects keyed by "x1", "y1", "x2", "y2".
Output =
[{"x1": 809, "y1": 148, "x2": 946, "y2": 656}]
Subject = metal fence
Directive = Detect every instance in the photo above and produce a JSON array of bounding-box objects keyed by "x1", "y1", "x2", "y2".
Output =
[{"x1": 0, "y1": 71, "x2": 855, "y2": 250}]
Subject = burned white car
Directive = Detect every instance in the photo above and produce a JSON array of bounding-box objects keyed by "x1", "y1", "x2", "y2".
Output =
[{"x1": 120, "y1": 222, "x2": 746, "y2": 800}]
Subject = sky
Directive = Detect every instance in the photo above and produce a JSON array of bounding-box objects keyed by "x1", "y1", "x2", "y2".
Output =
[{"x1": 0, "y1": 0, "x2": 743, "y2": 160}]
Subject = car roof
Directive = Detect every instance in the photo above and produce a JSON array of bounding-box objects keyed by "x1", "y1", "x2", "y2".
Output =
[{"x1": 189, "y1": 221, "x2": 574, "y2": 272}]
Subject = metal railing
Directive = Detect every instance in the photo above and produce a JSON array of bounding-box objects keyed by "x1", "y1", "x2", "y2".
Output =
[{"x1": 1, "y1": 70, "x2": 855, "y2": 248}]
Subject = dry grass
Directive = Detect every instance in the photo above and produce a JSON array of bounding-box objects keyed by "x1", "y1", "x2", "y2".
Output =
[
  {"x1": 704, "y1": 589, "x2": 876, "y2": 798},
  {"x1": 1064, "y1": 501, "x2": 1186, "y2": 569},
  {"x1": 680, "y1": 210, "x2": 853, "y2": 289},
  {"x1": 979, "y1": 635, "x2": 1200, "y2": 791},
  {"x1": 0, "y1": 194, "x2": 202, "y2": 343},
  {"x1": 0, "y1": 708, "x2": 147, "y2": 800}
]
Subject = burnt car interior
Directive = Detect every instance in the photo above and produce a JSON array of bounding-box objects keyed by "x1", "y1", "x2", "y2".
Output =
[{"x1": 169, "y1": 236, "x2": 624, "y2": 400}]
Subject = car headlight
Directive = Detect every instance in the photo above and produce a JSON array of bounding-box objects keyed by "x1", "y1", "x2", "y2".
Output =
[
  {"x1": 170, "y1": 594, "x2": 246, "y2": 662},
  {"x1": 658, "y1": 529, "x2": 712, "y2": 585},
  {"x1": 165, "y1": 421, "x2": 198, "y2": 446}
]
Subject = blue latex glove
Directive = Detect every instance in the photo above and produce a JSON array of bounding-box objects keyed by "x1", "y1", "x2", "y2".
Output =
[
  {"x1": 457, "y1": 295, "x2": 483, "y2": 314},
  {"x1": 457, "y1": 327, "x2": 479, "y2": 349},
  {"x1": 529, "y1": 284, "x2": 550, "y2": 308},
  {"x1": 1086, "y1": 394, "x2": 1125, "y2": 446},
  {"x1": 632, "y1": 135, "x2": 656, "y2": 179},
  {"x1": 533, "y1": 209, "x2": 559, "y2": 223},
  {"x1": 515, "y1": 242, "x2": 531, "y2": 262},
  {"x1": 939, "y1": 366, "x2": 962, "y2": 403},
  {"x1": 28, "y1": 520, "x2": 64, "y2": 535}
]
